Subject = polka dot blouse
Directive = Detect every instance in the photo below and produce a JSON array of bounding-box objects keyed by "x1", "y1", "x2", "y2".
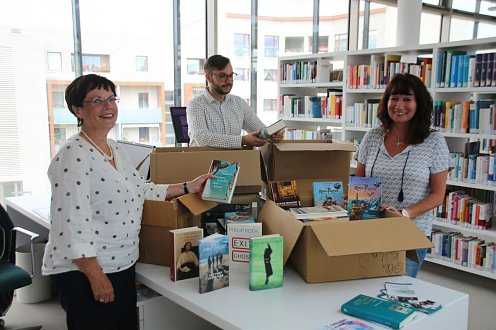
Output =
[{"x1": 42, "y1": 135, "x2": 168, "y2": 275}]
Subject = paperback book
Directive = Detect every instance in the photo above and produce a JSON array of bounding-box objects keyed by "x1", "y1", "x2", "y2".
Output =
[
  {"x1": 224, "y1": 201, "x2": 258, "y2": 228},
  {"x1": 269, "y1": 180, "x2": 301, "y2": 209},
  {"x1": 202, "y1": 160, "x2": 240, "y2": 204},
  {"x1": 260, "y1": 119, "x2": 287, "y2": 139},
  {"x1": 378, "y1": 282, "x2": 443, "y2": 315},
  {"x1": 341, "y1": 294, "x2": 417, "y2": 330},
  {"x1": 227, "y1": 222, "x2": 262, "y2": 273},
  {"x1": 312, "y1": 181, "x2": 346, "y2": 209},
  {"x1": 319, "y1": 318, "x2": 376, "y2": 330},
  {"x1": 198, "y1": 233, "x2": 229, "y2": 294},
  {"x1": 249, "y1": 234, "x2": 284, "y2": 291},
  {"x1": 289, "y1": 205, "x2": 348, "y2": 220},
  {"x1": 347, "y1": 176, "x2": 383, "y2": 220},
  {"x1": 169, "y1": 226, "x2": 203, "y2": 282}
]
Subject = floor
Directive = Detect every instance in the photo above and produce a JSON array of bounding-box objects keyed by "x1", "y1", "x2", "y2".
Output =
[{"x1": 2, "y1": 262, "x2": 495, "y2": 330}]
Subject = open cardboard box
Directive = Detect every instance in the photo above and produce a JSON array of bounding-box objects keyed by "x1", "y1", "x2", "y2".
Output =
[
  {"x1": 139, "y1": 193, "x2": 260, "y2": 266},
  {"x1": 261, "y1": 140, "x2": 356, "y2": 182},
  {"x1": 150, "y1": 146, "x2": 263, "y2": 194},
  {"x1": 258, "y1": 201, "x2": 433, "y2": 283}
]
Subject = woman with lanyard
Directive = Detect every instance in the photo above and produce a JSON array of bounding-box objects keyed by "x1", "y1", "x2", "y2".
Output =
[{"x1": 354, "y1": 73, "x2": 451, "y2": 278}]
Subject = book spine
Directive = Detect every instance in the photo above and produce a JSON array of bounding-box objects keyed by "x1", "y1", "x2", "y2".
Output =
[{"x1": 170, "y1": 231, "x2": 176, "y2": 282}]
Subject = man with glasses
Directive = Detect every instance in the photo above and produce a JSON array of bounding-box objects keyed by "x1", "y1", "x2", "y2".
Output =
[{"x1": 187, "y1": 55, "x2": 284, "y2": 148}]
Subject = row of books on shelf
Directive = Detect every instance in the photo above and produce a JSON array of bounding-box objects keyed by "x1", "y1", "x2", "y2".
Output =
[
  {"x1": 344, "y1": 99, "x2": 381, "y2": 128},
  {"x1": 279, "y1": 59, "x2": 339, "y2": 84},
  {"x1": 347, "y1": 54, "x2": 432, "y2": 89},
  {"x1": 282, "y1": 129, "x2": 328, "y2": 141},
  {"x1": 433, "y1": 189, "x2": 492, "y2": 230},
  {"x1": 436, "y1": 50, "x2": 496, "y2": 88},
  {"x1": 169, "y1": 225, "x2": 284, "y2": 293},
  {"x1": 432, "y1": 100, "x2": 496, "y2": 134},
  {"x1": 279, "y1": 92, "x2": 343, "y2": 119},
  {"x1": 429, "y1": 229, "x2": 496, "y2": 273},
  {"x1": 448, "y1": 150, "x2": 496, "y2": 187},
  {"x1": 269, "y1": 177, "x2": 383, "y2": 221}
]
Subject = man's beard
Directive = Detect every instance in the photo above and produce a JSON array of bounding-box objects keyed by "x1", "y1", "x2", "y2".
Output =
[{"x1": 212, "y1": 82, "x2": 232, "y2": 95}]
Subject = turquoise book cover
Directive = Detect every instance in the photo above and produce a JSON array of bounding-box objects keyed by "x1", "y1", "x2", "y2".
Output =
[
  {"x1": 341, "y1": 294, "x2": 417, "y2": 330},
  {"x1": 347, "y1": 176, "x2": 383, "y2": 220},
  {"x1": 202, "y1": 160, "x2": 240, "y2": 203},
  {"x1": 198, "y1": 233, "x2": 229, "y2": 294},
  {"x1": 312, "y1": 181, "x2": 345, "y2": 209},
  {"x1": 249, "y1": 234, "x2": 283, "y2": 291}
]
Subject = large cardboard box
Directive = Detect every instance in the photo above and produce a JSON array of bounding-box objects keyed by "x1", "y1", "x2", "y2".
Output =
[
  {"x1": 261, "y1": 140, "x2": 356, "y2": 182},
  {"x1": 139, "y1": 193, "x2": 215, "y2": 266},
  {"x1": 258, "y1": 201, "x2": 433, "y2": 283},
  {"x1": 150, "y1": 147, "x2": 263, "y2": 194},
  {"x1": 139, "y1": 193, "x2": 261, "y2": 266}
]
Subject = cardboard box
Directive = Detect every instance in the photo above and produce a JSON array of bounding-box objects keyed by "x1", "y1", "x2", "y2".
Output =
[
  {"x1": 139, "y1": 193, "x2": 260, "y2": 266},
  {"x1": 139, "y1": 194, "x2": 215, "y2": 266},
  {"x1": 150, "y1": 147, "x2": 263, "y2": 194},
  {"x1": 261, "y1": 140, "x2": 356, "y2": 183},
  {"x1": 258, "y1": 201, "x2": 433, "y2": 283}
]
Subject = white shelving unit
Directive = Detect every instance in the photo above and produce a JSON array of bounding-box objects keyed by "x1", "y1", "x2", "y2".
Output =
[{"x1": 278, "y1": 37, "x2": 496, "y2": 278}]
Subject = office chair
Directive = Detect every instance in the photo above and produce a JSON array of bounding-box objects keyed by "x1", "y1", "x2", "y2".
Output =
[{"x1": 0, "y1": 204, "x2": 42, "y2": 330}]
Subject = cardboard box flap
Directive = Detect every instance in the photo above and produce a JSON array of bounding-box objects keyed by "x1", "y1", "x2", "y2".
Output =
[
  {"x1": 258, "y1": 201, "x2": 304, "y2": 266},
  {"x1": 177, "y1": 193, "x2": 217, "y2": 216},
  {"x1": 273, "y1": 140, "x2": 357, "y2": 152},
  {"x1": 311, "y1": 217, "x2": 433, "y2": 257}
]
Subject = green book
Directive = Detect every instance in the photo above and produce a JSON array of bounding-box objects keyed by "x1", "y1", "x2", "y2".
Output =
[
  {"x1": 202, "y1": 160, "x2": 240, "y2": 204},
  {"x1": 249, "y1": 234, "x2": 283, "y2": 291},
  {"x1": 341, "y1": 294, "x2": 417, "y2": 329}
]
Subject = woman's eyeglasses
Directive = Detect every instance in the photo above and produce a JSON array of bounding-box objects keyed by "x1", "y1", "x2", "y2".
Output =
[
  {"x1": 83, "y1": 96, "x2": 120, "y2": 106},
  {"x1": 208, "y1": 72, "x2": 238, "y2": 81}
]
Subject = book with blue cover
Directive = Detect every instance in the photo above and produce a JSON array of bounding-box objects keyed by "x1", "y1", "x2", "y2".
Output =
[
  {"x1": 202, "y1": 160, "x2": 240, "y2": 204},
  {"x1": 249, "y1": 234, "x2": 283, "y2": 291},
  {"x1": 347, "y1": 176, "x2": 383, "y2": 220},
  {"x1": 312, "y1": 181, "x2": 346, "y2": 209},
  {"x1": 341, "y1": 294, "x2": 417, "y2": 329},
  {"x1": 198, "y1": 233, "x2": 229, "y2": 294}
]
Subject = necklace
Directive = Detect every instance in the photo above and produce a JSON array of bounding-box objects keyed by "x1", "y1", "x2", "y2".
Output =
[
  {"x1": 387, "y1": 131, "x2": 405, "y2": 146},
  {"x1": 80, "y1": 130, "x2": 114, "y2": 161}
]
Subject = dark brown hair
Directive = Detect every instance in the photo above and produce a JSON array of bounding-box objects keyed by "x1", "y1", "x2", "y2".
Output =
[
  {"x1": 377, "y1": 73, "x2": 433, "y2": 144},
  {"x1": 204, "y1": 55, "x2": 230, "y2": 73},
  {"x1": 65, "y1": 74, "x2": 116, "y2": 127}
]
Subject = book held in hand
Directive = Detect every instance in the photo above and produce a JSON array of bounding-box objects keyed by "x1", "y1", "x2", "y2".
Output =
[
  {"x1": 169, "y1": 226, "x2": 203, "y2": 282},
  {"x1": 341, "y1": 294, "x2": 417, "y2": 329},
  {"x1": 227, "y1": 222, "x2": 262, "y2": 273},
  {"x1": 202, "y1": 160, "x2": 240, "y2": 204},
  {"x1": 269, "y1": 180, "x2": 301, "y2": 209},
  {"x1": 259, "y1": 119, "x2": 286, "y2": 139},
  {"x1": 198, "y1": 233, "x2": 229, "y2": 294},
  {"x1": 312, "y1": 181, "x2": 346, "y2": 209},
  {"x1": 347, "y1": 176, "x2": 383, "y2": 220},
  {"x1": 249, "y1": 234, "x2": 283, "y2": 291}
]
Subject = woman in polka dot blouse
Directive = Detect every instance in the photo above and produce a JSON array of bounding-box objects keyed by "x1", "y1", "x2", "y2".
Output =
[
  {"x1": 354, "y1": 73, "x2": 451, "y2": 278},
  {"x1": 42, "y1": 74, "x2": 211, "y2": 330}
]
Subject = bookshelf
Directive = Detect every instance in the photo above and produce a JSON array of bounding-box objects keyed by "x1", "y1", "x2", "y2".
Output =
[{"x1": 278, "y1": 37, "x2": 496, "y2": 278}]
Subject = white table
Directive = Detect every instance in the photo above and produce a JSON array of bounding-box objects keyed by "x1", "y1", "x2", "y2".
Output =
[
  {"x1": 136, "y1": 263, "x2": 469, "y2": 330},
  {"x1": 6, "y1": 195, "x2": 469, "y2": 330}
]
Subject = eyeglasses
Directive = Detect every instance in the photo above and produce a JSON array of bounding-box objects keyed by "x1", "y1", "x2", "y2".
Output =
[
  {"x1": 208, "y1": 72, "x2": 238, "y2": 81},
  {"x1": 82, "y1": 96, "x2": 120, "y2": 106}
]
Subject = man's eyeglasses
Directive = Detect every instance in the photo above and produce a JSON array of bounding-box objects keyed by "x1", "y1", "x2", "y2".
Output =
[
  {"x1": 83, "y1": 96, "x2": 120, "y2": 106},
  {"x1": 208, "y1": 72, "x2": 238, "y2": 81}
]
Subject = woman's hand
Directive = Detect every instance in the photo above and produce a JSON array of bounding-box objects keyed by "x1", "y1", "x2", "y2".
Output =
[
  {"x1": 74, "y1": 257, "x2": 114, "y2": 304},
  {"x1": 381, "y1": 204, "x2": 402, "y2": 216},
  {"x1": 187, "y1": 173, "x2": 215, "y2": 194}
]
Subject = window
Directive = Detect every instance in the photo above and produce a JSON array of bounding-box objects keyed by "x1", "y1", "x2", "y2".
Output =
[
  {"x1": 136, "y1": 56, "x2": 148, "y2": 72},
  {"x1": 54, "y1": 127, "x2": 67, "y2": 153},
  {"x1": 334, "y1": 33, "x2": 347, "y2": 52},
  {"x1": 0, "y1": 181, "x2": 23, "y2": 206},
  {"x1": 187, "y1": 58, "x2": 205, "y2": 75},
  {"x1": 234, "y1": 33, "x2": 250, "y2": 56},
  {"x1": 308, "y1": 36, "x2": 329, "y2": 53},
  {"x1": 52, "y1": 91, "x2": 65, "y2": 108},
  {"x1": 47, "y1": 52, "x2": 62, "y2": 71},
  {"x1": 235, "y1": 68, "x2": 249, "y2": 81},
  {"x1": 263, "y1": 99, "x2": 277, "y2": 112},
  {"x1": 263, "y1": 69, "x2": 277, "y2": 81},
  {"x1": 139, "y1": 127, "x2": 150, "y2": 143},
  {"x1": 285, "y1": 37, "x2": 304, "y2": 53},
  {"x1": 139, "y1": 93, "x2": 149, "y2": 108},
  {"x1": 264, "y1": 35, "x2": 279, "y2": 57},
  {"x1": 72, "y1": 54, "x2": 110, "y2": 72},
  {"x1": 450, "y1": 16, "x2": 475, "y2": 42},
  {"x1": 368, "y1": 30, "x2": 377, "y2": 49}
]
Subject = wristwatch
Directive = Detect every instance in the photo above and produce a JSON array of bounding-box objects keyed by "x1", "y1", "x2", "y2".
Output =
[
  {"x1": 400, "y1": 209, "x2": 410, "y2": 218},
  {"x1": 183, "y1": 182, "x2": 189, "y2": 194}
]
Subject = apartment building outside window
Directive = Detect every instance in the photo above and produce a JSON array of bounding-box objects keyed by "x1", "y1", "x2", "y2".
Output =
[{"x1": 136, "y1": 56, "x2": 148, "y2": 72}]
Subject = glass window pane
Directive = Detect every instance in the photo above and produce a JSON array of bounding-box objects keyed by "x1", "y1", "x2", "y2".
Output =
[
  {"x1": 420, "y1": 12, "x2": 441, "y2": 44},
  {"x1": 264, "y1": 35, "x2": 279, "y2": 57},
  {"x1": 480, "y1": 0, "x2": 496, "y2": 17},
  {"x1": 450, "y1": 16, "x2": 475, "y2": 41},
  {"x1": 136, "y1": 56, "x2": 148, "y2": 72},
  {"x1": 478, "y1": 22, "x2": 496, "y2": 38},
  {"x1": 47, "y1": 52, "x2": 62, "y2": 71},
  {"x1": 452, "y1": 0, "x2": 476, "y2": 12},
  {"x1": 363, "y1": 2, "x2": 396, "y2": 49},
  {"x1": 320, "y1": 0, "x2": 349, "y2": 52},
  {"x1": 187, "y1": 58, "x2": 205, "y2": 75}
]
